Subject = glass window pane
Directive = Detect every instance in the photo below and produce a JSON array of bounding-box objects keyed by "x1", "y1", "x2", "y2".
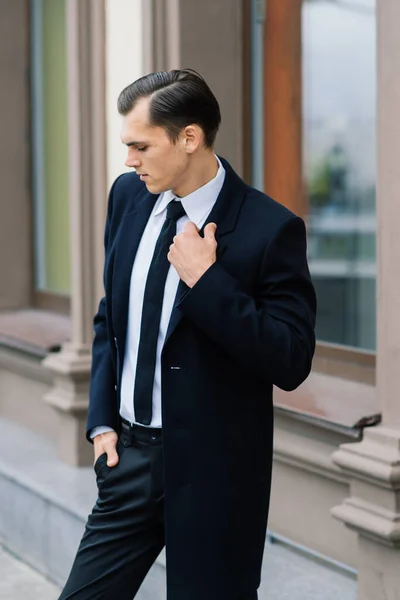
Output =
[
  {"x1": 31, "y1": 0, "x2": 70, "y2": 295},
  {"x1": 302, "y1": 0, "x2": 376, "y2": 350}
]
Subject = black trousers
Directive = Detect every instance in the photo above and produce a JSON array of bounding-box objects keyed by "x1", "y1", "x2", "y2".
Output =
[{"x1": 59, "y1": 423, "x2": 258, "y2": 600}]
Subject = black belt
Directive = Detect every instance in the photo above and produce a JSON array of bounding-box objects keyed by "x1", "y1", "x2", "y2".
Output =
[{"x1": 120, "y1": 417, "x2": 162, "y2": 443}]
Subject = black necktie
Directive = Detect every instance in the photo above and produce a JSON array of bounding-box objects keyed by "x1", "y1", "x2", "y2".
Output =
[{"x1": 133, "y1": 199, "x2": 186, "y2": 425}]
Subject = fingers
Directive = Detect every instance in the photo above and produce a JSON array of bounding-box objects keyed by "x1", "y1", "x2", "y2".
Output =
[
  {"x1": 184, "y1": 221, "x2": 200, "y2": 234},
  {"x1": 183, "y1": 221, "x2": 216, "y2": 238},
  {"x1": 204, "y1": 222, "x2": 217, "y2": 239},
  {"x1": 105, "y1": 440, "x2": 119, "y2": 467},
  {"x1": 94, "y1": 431, "x2": 119, "y2": 467}
]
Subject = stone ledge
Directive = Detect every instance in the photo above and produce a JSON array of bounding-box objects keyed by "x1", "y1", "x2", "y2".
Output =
[
  {"x1": 332, "y1": 426, "x2": 400, "y2": 487},
  {"x1": 0, "y1": 345, "x2": 52, "y2": 385},
  {"x1": 273, "y1": 407, "x2": 365, "y2": 484},
  {"x1": 331, "y1": 426, "x2": 400, "y2": 551},
  {"x1": 0, "y1": 310, "x2": 70, "y2": 358},
  {"x1": 331, "y1": 498, "x2": 400, "y2": 547},
  {"x1": 0, "y1": 418, "x2": 166, "y2": 589},
  {"x1": 274, "y1": 371, "x2": 379, "y2": 433}
]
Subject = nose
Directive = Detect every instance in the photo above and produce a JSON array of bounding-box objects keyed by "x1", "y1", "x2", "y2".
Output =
[
  {"x1": 125, "y1": 157, "x2": 141, "y2": 169},
  {"x1": 125, "y1": 149, "x2": 141, "y2": 169}
]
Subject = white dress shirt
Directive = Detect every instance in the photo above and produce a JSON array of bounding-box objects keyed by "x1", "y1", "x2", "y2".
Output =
[{"x1": 91, "y1": 156, "x2": 225, "y2": 437}]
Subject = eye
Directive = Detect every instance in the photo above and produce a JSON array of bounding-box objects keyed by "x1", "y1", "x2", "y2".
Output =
[{"x1": 137, "y1": 146, "x2": 148, "y2": 152}]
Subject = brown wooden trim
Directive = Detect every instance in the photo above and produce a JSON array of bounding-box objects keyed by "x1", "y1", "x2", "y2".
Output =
[
  {"x1": 242, "y1": 0, "x2": 252, "y2": 185},
  {"x1": 313, "y1": 342, "x2": 375, "y2": 386},
  {"x1": 34, "y1": 291, "x2": 70, "y2": 316},
  {"x1": 263, "y1": 0, "x2": 305, "y2": 216}
]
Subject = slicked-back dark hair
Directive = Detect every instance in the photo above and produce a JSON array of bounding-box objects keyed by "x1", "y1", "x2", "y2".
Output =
[{"x1": 117, "y1": 69, "x2": 221, "y2": 148}]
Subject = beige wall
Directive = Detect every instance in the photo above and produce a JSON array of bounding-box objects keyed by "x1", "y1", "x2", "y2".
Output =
[
  {"x1": 178, "y1": 0, "x2": 245, "y2": 175},
  {"x1": 0, "y1": 348, "x2": 57, "y2": 443},
  {"x1": 0, "y1": 1, "x2": 32, "y2": 309},
  {"x1": 106, "y1": 0, "x2": 144, "y2": 188},
  {"x1": 270, "y1": 413, "x2": 358, "y2": 567},
  {"x1": 105, "y1": 0, "x2": 245, "y2": 184},
  {"x1": 144, "y1": 0, "x2": 245, "y2": 177}
]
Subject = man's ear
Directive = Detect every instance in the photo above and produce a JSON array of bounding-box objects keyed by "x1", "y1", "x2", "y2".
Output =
[{"x1": 183, "y1": 124, "x2": 203, "y2": 154}]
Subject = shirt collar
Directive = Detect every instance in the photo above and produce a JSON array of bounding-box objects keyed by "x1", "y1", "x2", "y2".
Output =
[{"x1": 154, "y1": 156, "x2": 226, "y2": 227}]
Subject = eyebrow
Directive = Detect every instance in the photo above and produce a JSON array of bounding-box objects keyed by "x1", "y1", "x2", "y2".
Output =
[{"x1": 124, "y1": 140, "x2": 147, "y2": 147}]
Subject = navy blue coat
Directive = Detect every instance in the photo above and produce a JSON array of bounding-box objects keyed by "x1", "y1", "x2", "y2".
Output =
[{"x1": 87, "y1": 157, "x2": 316, "y2": 600}]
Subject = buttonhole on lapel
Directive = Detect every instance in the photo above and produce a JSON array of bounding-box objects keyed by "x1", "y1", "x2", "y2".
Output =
[{"x1": 170, "y1": 366, "x2": 182, "y2": 370}]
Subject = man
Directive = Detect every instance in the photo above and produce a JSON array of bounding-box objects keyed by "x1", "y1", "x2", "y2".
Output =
[{"x1": 60, "y1": 69, "x2": 316, "y2": 600}]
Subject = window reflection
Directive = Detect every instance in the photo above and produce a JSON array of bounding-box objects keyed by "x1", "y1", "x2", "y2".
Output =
[{"x1": 303, "y1": 0, "x2": 376, "y2": 350}]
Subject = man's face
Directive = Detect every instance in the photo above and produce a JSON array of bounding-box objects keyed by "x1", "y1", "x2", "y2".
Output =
[{"x1": 121, "y1": 97, "x2": 189, "y2": 195}]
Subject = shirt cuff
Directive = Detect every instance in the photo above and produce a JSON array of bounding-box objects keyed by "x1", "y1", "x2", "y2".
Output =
[{"x1": 90, "y1": 426, "x2": 116, "y2": 439}]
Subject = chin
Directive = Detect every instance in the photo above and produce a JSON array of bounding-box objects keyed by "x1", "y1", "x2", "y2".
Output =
[
  {"x1": 146, "y1": 182, "x2": 168, "y2": 194},
  {"x1": 145, "y1": 182, "x2": 158, "y2": 193}
]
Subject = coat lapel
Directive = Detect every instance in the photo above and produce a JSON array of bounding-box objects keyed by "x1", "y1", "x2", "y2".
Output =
[
  {"x1": 112, "y1": 188, "x2": 159, "y2": 355},
  {"x1": 164, "y1": 157, "x2": 247, "y2": 346}
]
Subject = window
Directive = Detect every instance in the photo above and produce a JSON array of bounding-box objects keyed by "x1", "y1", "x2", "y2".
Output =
[
  {"x1": 257, "y1": 0, "x2": 376, "y2": 353},
  {"x1": 302, "y1": 0, "x2": 376, "y2": 350},
  {"x1": 30, "y1": 0, "x2": 70, "y2": 299}
]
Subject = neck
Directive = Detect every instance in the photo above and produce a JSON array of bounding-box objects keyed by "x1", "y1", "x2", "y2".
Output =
[{"x1": 173, "y1": 152, "x2": 219, "y2": 198}]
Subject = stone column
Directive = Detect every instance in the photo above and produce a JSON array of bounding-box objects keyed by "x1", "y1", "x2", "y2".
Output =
[
  {"x1": 43, "y1": 0, "x2": 107, "y2": 466},
  {"x1": 331, "y1": 2, "x2": 400, "y2": 598}
]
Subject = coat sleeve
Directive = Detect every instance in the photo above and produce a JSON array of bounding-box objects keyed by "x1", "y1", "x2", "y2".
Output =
[
  {"x1": 177, "y1": 215, "x2": 317, "y2": 391},
  {"x1": 86, "y1": 179, "x2": 121, "y2": 441}
]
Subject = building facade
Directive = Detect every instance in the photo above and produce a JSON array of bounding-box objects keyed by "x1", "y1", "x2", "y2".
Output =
[{"x1": 0, "y1": 1, "x2": 399, "y2": 598}]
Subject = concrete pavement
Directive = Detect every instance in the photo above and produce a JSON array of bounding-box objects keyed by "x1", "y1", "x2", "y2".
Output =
[
  {"x1": 0, "y1": 545, "x2": 60, "y2": 600},
  {"x1": 0, "y1": 539, "x2": 356, "y2": 600}
]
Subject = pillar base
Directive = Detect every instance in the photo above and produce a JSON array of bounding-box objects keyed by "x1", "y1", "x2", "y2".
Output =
[
  {"x1": 43, "y1": 343, "x2": 93, "y2": 467},
  {"x1": 331, "y1": 426, "x2": 400, "y2": 599}
]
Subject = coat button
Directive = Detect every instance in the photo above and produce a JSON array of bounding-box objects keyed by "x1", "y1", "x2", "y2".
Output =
[
  {"x1": 114, "y1": 385, "x2": 117, "y2": 391},
  {"x1": 114, "y1": 337, "x2": 118, "y2": 348}
]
